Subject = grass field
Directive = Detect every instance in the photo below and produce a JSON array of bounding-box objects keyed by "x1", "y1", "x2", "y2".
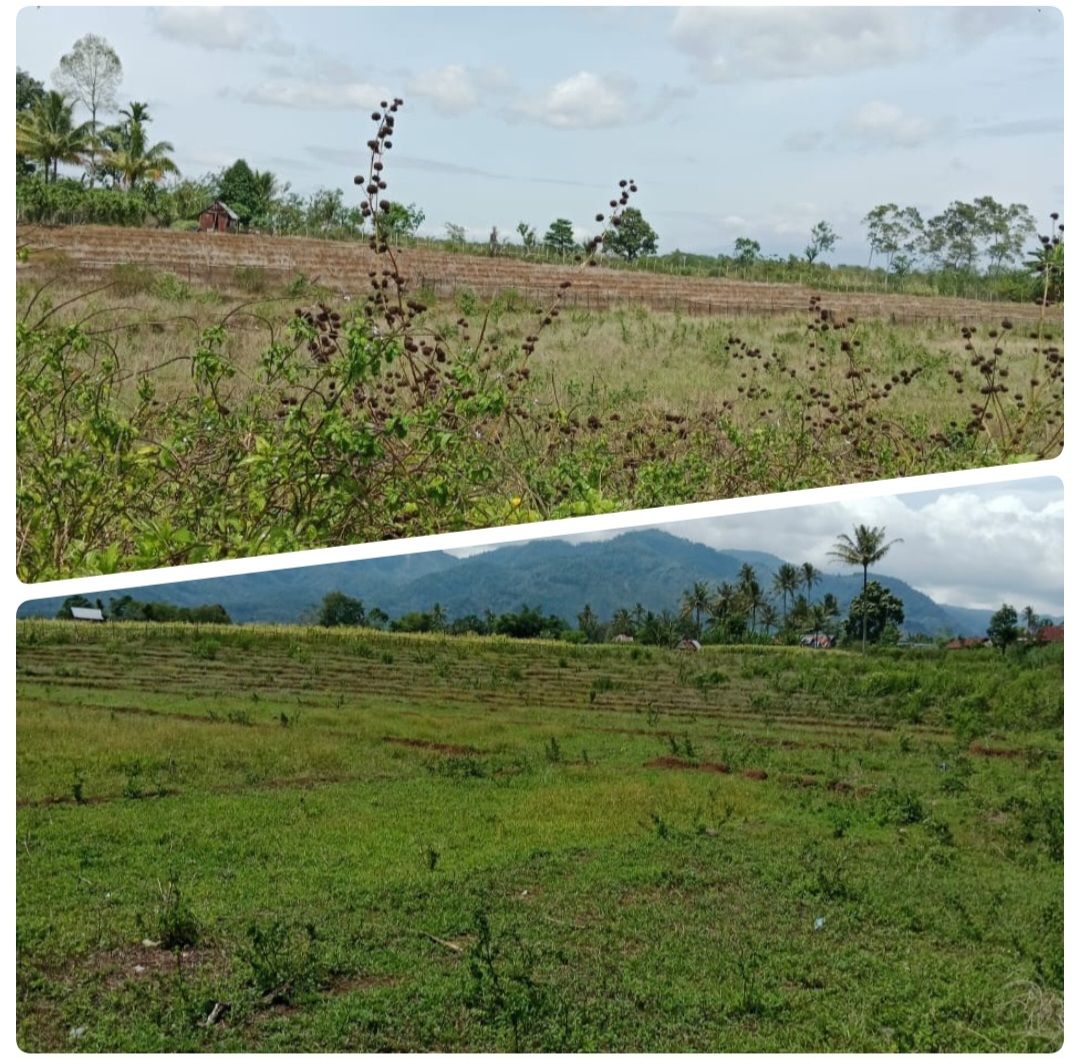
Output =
[{"x1": 16, "y1": 621, "x2": 1064, "y2": 1051}]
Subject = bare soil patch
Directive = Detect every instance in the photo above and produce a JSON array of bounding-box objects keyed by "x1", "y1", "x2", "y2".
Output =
[{"x1": 383, "y1": 736, "x2": 482, "y2": 756}]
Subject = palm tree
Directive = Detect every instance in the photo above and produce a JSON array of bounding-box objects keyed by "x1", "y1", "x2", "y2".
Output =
[
  {"x1": 16, "y1": 90, "x2": 91, "y2": 183},
  {"x1": 706, "y1": 582, "x2": 741, "y2": 641},
  {"x1": 800, "y1": 561, "x2": 821, "y2": 605},
  {"x1": 100, "y1": 101, "x2": 179, "y2": 190},
  {"x1": 808, "y1": 594, "x2": 841, "y2": 641},
  {"x1": 741, "y1": 578, "x2": 766, "y2": 636},
  {"x1": 610, "y1": 607, "x2": 635, "y2": 639},
  {"x1": 828, "y1": 525, "x2": 903, "y2": 651},
  {"x1": 772, "y1": 563, "x2": 800, "y2": 622},
  {"x1": 790, "y1": 594, "x2": 811, "y2": 630},
  {"x1": 681, "y1": 580, "x2": 711, "y2": 640}
]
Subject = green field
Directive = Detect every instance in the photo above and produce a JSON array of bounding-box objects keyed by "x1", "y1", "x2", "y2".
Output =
[{"x1": 16, "y1": 621, "x2": 1064, "y2": 1051}]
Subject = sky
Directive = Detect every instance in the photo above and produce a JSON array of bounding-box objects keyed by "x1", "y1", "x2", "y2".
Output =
[
  {"x1": 13, "y1": 5, "x2": 1065, "y2": 261},
  {"x1": 455, "y1": 476, "x2": 1065, "y2": 617}
]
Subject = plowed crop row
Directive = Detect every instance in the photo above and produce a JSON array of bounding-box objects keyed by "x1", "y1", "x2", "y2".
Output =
[{"x1": 17, "y1": 224, "x2": 1059, "y2": 326}]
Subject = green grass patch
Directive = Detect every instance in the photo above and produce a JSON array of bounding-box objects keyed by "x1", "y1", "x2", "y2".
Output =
[{"x1": 16, "y1": 623, "x2": 1062, "y2": 1051}]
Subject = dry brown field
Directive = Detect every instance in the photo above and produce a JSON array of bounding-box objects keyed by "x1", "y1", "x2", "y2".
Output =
[{"x1": 16, "y1": 224, "x2": 1060, "y2": 327}]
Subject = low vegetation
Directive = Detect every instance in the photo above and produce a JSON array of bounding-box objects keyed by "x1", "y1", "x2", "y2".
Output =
[
  {"x1": 16, "y1": 620, "x2": 1063, "y2": 1051},
  {"x1": 16, "y1": 251, "x2": 1064, "y2": 582}
]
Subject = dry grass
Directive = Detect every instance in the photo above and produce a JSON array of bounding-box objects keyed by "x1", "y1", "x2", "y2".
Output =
[{"x1": 18, "y1": 273, "x2": 1055, "y2": 435}]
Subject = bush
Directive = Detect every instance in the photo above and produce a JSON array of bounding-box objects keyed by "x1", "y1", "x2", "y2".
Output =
[
  {"x1": 110, "y1": 262, "x2": 157, "y2": 296},
  {"x1": 233, "y1": 265, "x2": 268, "y2": 294}
]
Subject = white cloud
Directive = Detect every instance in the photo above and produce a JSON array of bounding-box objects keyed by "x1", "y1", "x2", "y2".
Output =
[
  {"x1": 668, "y1": 7, "x2": 1056, "y2": 86},
  {"x1": 509, "y1": 72, "x2": 637, "y2": 130},
  {"x1": 662, "y1": 480, "x2": 1063, "y2": 615},
  {"x1": 238, "y1": 81, "x2": 396, "y2": 111},
  {"x1": 841, "y1": 101, "x2": 938, "y2": 149},
  {"x1": 406, "y1": 63, "x2": 503, "y2": 115},
  {"x1": 148, "y1": 7, "x2": 293, "y2": 56},
  {"x1": 946, "y1": 6, "x2": 1062, "y2": 44},
  {"x1": 670, "y1": 7, "x2": 925, "y2": 83}
]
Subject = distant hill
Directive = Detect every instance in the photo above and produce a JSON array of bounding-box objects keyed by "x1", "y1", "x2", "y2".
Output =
[{"x1": 18, "y1": 529, "x2": 1044, "y2": 638}]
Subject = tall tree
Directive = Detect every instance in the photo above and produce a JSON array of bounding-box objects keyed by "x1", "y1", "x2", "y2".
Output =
[
  {"x1": 733, "y1": 237, "x2": 761, "y2": 266},
  {"x1": 844, "y1": 582, "x2": 905, "y2": 646},
  {"x1": 828, "y1": 525, "x2": 903, "y2": 652},
  {"x1": 680, "y1": 580, "x2": 711, "y2": 640},
  {"x1": 216, "y1": 159, "x2": 265, "y2": 227},
  {"x1": 973, "y1": 196, "x2": 1037, "y2": 272},
  {"x1": 577, "y1": 603, "x2": 603, "y2": 643},
  {"x1": 800, "y1": 561, "x2": 822, "y2": 605},
  {"x1": 759, "y1": 601, "x2": 780, "y2": 638},
  {"x1": 772, "y1": 563, "x2": 800, "y2": 622},
  {"x1": 805, "y1": 220, "x2": 839, "y2": 264},
  {"x1": 16, "y1": 90, "x2": 91, "y2": 183},
  {"x1": 543, "y1": 217, "x2": 577, "y2": 256},
  {"x1": 923, "y1": 201, "x2": 981, "y2": 271},
  {"x1": 609, "y1": 607, "x2": 635, "y2": 639},
  {"x1": 862, "y1": 203, "x2": 924, "y2": 283},
  {"x1": 17, "y1": 68, "x2": 46, "y2": 113},
  {"x1": 603, "y1": 207, "x2": 658, "y2": 261},
  {"x1": 52, "y1": 33, "x2": 122, "y2": 187},
  {"x1": 516, "y1": 221, "x2": 537, "y2": 253},
  {"x1": 100, "y1": 101, "x2": 179, "y2": 189},
  {"x1": 742, "y1": 579, "x2": 767, "y2": 636},
  {"x1": 707, "y1": 581, "x2": 745, "y2": 642},
  {"x1": 987, "y1": 604, "x2": 1021, "y2": 656},
  {"x1": 376, "y1": 200, "x2": 424, "y2": 239},
  {"x1": 317, "y1": 591, "x2": 366, "y2": 627},
  {"x1": 17, "y1": 69, "x2": 46, "y2": 177}
]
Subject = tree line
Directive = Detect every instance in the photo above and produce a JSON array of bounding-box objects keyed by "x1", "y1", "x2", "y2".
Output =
[
  {"x1": 307, "y1": 527, "x2": 893, "y2": 648},
  {"x1": 47, "y1": 524, "x2": 1055, "y2": 657},
  {"x1": 55, "y1": 594, "x2": 232, "y2": 625}
]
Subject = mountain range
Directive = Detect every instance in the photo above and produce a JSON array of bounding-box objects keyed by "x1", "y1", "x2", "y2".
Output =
[{"x1": 18, "y1": 529, "x2": 1045, "y2": 639}]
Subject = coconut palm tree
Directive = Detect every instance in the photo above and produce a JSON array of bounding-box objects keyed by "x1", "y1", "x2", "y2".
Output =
[
  {"x1": 800, "y1": 561, "x2": 822, "y2": 605},
  {"x1": 100, "y1": 101, "x2": 179, "y2": 190},
  {"x1": 706, "y1": 582, "x2": 742, "y2": 641},
  {"x1": 772, "y1": 563, "x2": 800, "y2": 622},
  {"x1": 681, "y1": 580, "x2": 712, "y2": 640},
  {"x1": 16, "y1": 90, "x2": 91, "y2": 183},
  {"x1": 828, "y1": 525, "x2": 903, "y2": 651}
]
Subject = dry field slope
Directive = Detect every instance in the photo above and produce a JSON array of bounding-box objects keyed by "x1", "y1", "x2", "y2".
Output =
[{"x1": 17, "y1": 224, "x2": 1059, "y2": 326}]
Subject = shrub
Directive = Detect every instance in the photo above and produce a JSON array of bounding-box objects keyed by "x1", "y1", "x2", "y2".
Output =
[
  {"x1": 110, "y1": 262, "x2": 156, "y2": 296},
  {"x1": 232, "y1": 265, "x2": 267, "y2": 294}
]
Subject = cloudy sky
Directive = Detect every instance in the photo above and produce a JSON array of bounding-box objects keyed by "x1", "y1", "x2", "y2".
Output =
[
  {"x1": 456, "y1": 475, "x2": 1065, "y2": 617},
  {"x1": 646, "y1": 476, "x2": 1063, "y2": 616},
  {"x1": 14, "y1": 5, "x2": 1064, "y2": 259}
]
